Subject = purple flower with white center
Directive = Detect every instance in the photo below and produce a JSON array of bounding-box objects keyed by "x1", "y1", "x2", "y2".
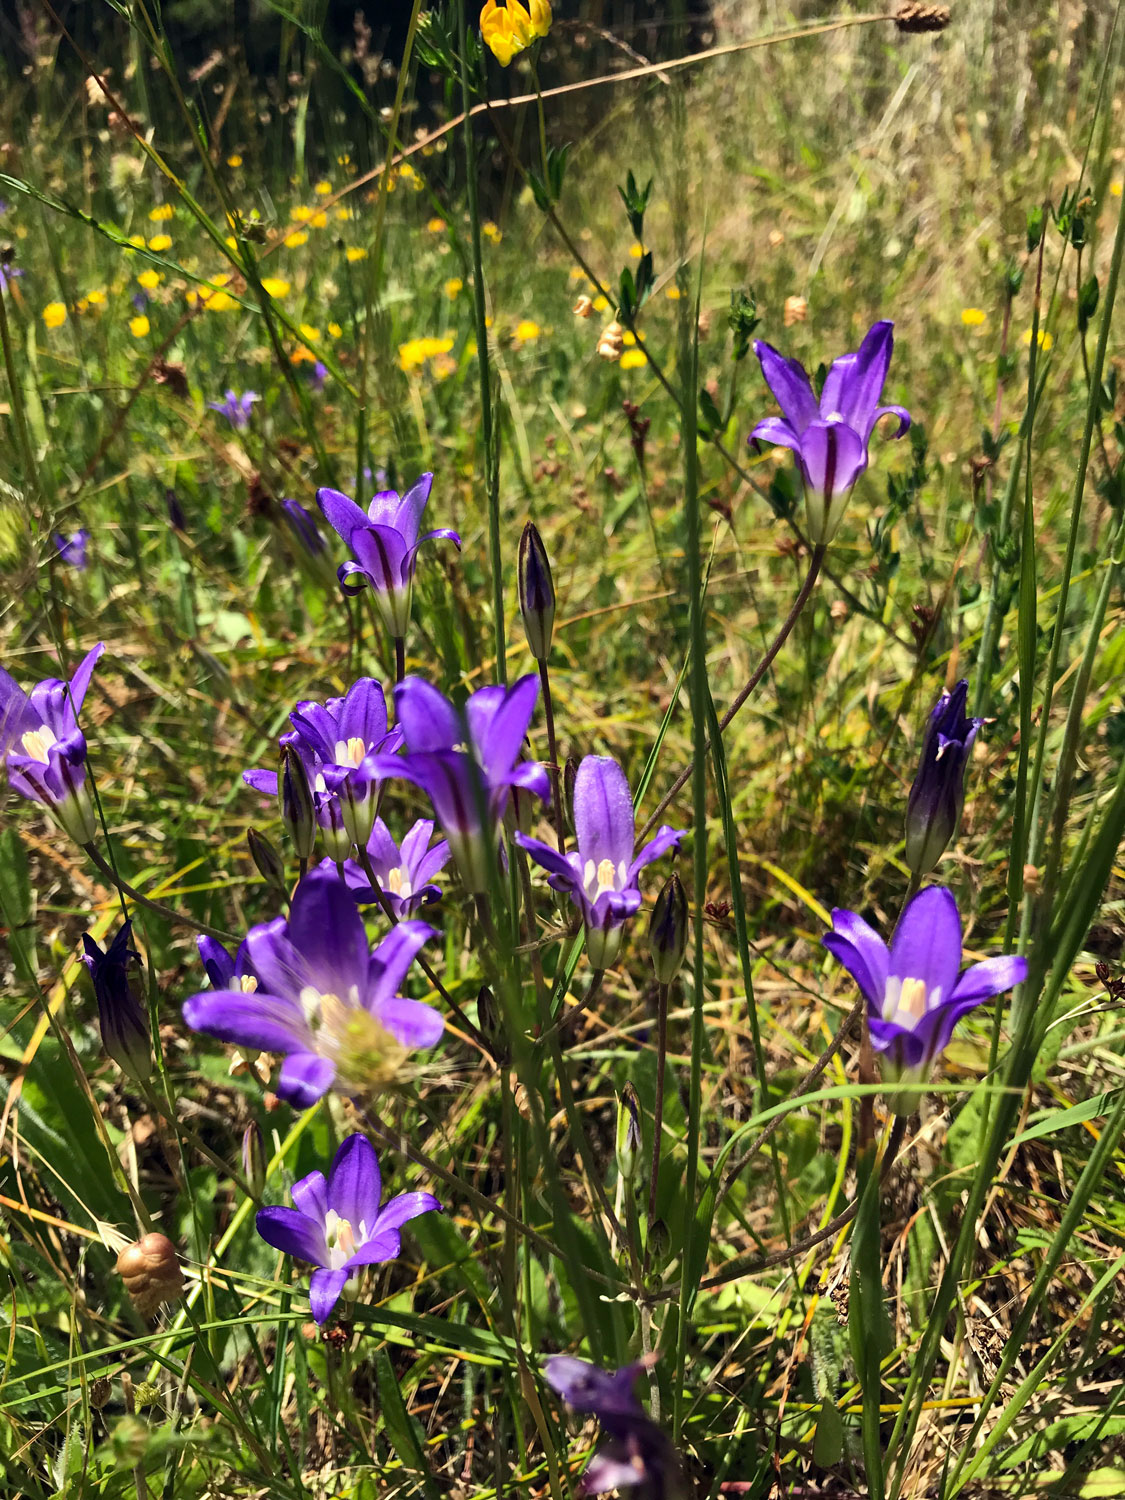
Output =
[
  {"x1": 379, "y1": 675, "x2": 549, "y2": 894},
  {"x1": 280, "y1": 498, "x2": 328, "y2": 558},
  {"x1": 82, "y1": 921, "x2": 151, "y2": 1081},
  {"x1": 823, "y1": 885, "x2": 1027, "y2": 1115},
  {"x1": 545, "y1": 1356, "x2": 686, "y2": 1499},
  {"x1": 243, "y1": 678, "x2": 401, "y2": 856},
  {"x1": 749, "y1": 320, "x2": 911, "y2": 545},
  {"x1": 515, "y1": 755, "x2": 683, "y2": 968},
  {"x1": 905, "y1": 679, "x2": 983, "y2": 879},
  {"x1": 0, "y1": 643, "x2": 104, "y2": 844},
  {"x1": 182, "y1": 867, "x2": 443, "y2": 1109},
  {"x1": 256, "y1": 1133, "x2": 441, "y2": 1324},
  {"x1": 321, "y1": 817, "x2": 451, "y2": 917},
  {"x1": 53, "y1": 529, "x2": 89, "y2": 570},
  {"x1": 196, "y1": 933, "x2": 258, "y2": 992},
  {"x1": 208, "y1": 389, "x2": 259, "y2": 430},
  {"x1": 316, "y1": 473, "x2": 461, "y2": 640}
]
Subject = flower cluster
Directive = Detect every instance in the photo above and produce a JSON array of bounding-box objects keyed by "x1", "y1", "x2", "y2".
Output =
[{"x1": 480, "y1": 0, "x2": 551, "y2": 66}]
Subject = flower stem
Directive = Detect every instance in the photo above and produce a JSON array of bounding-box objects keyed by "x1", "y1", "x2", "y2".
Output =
[
  {"x1": 83, "y1": 843, "x2": 238, "y2": 945},
  {"x1": 537, "y1": 658, "x2": 566, "y2": 854},
  {"x1": 394, "y1": 635, "x2": 406, "y2": 685},
  {"x1": 646, "y1": 980, "x2": 670, "y2": 1237}
]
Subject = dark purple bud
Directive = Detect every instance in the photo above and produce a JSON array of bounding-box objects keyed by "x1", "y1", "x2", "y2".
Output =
[
  {"x1": 82, "y1": 922, "x2": 152, "y2": 1081},
  {"x1": 518, "y1": 520, "x2": 555, "y2": 661},
  {"x1": 165, "y1": 489, "x2": 187, "y2": 532},
  {"x1": 241, "y1": 1121, "x2": 266, "y2": 1199},
  {"x1": 247, "y1": 826, "x2": 286, "y2": 892},
  {"x1": 904, "y1": 679, "x2": 982, "y2": 878},
  {"x1": 648, "y1": 872, "x2": 688, "y2": 984},
  {"x1": 280, "y1": 498, "x2": 327, "y2": 557},
  {"x1": 280, "y1": 745, "x2": 316, "y2": 859}
]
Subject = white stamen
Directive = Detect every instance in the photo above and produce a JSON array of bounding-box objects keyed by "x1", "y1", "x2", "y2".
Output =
[
  {"x1": 386, "y1": 866, "x2": 413, "y2": 899},
  {"x1": 21, "y1": 724, "x2": 57, "y2": 764},
  {"x1": 335, "y1": 736, "x2": 368, "y2": 768}
]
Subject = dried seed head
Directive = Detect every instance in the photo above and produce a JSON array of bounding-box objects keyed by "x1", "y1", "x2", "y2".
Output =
[
  {"x1": 572, "y1": 294, "x2": 594, "y2": 318},
  {"x1": 783, "y1": 295, "x2": 808, "y2": 327},
  {"x1": 894, "y1": 2, "x2": 951, "y2": 32},
  {"x1": 116, "y1": 1232, "x2": 184, "y2": 1318},
  {"x1": 597, "y1": 320, "x2": 625, "y2": 361}
]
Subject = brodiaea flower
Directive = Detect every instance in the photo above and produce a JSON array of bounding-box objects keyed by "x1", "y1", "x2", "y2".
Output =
[
  {"x1": 823, "y1": 886, "x2": 1026, "y2": 1114},
  {"x1": 0, "y1": 643, "x2": 104, "y2": 843},
  {"x1": 905, "y1": 679, "x2": 982, "y2": 879},
  {"x1": 749, "y1": 320, "x2": 911, "y2": 544},
  {"x1": 182, "y1": 867, "x2": 443, "y2": 1109},
  {"x1": 316, "y1": 473, "x2": 460, "y2": 642},
  {"x1": 82, "y1": 921, "x2": 151, "y2": 1080},
  {"x1": 380, "y1": 675, "x2": 549, "y2": 893},
  {"x1": 545, "y1": 1356, "x2": 686, "y2": 1498},
  {"x1": 256, "y1": 1133, "x2": 441, "y2": 1323},
  {"x1": 516, "y1": 755, "x2": 683, "y2": 968},
  {"x1": 208, "y1": 389, "x2": 259, "y2": 429},
  {"x1": 53, "y1": 529, "x2": 89, "y2": 570},
  {"x1": 280, "y1": 498, "x2": 328, "y2": 558},
  {"x1": 322, "y1": 817, "x2": 451, "y2": 917}
]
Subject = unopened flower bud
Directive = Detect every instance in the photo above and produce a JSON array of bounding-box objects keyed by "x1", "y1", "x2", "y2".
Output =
[
  {"x1": 82, "y1": 922, "x2": 152, "y2": 1082},
  {"x1": 648, "y1": 872, "x2": 688, "y2": 984},
  {"x1": 904, "y1": 679, "x2": 982, "y2": 879},
  {"x1": 165, "y1": 488, "x2": 187, "y2": 532},
  {"x1": 518, "y1": 521, "x2": 555, "y2": 661},
  {"x1": 116, "y1": 1232, "x2": 184, "y2": 1318},
  {"x1": 247, "y1": 827, "x2": 286, "y2": 892},
  {"x1": 615, "y1": 1083, "x2": 642, "y2": 1183},
  {"x1": 280, "y1": 745, "x2": 316, "y2": 859},
  {"x1": 241, "y1": 1121, "x2": 266, "y2": 1199}
]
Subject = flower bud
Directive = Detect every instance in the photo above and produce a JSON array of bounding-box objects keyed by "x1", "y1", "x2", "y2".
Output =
[
  {"x1": 904, "y1": 679, "x2": 982, "y2": 879},
  {"x1": 518, "y1": 521, "x2": 555, "y2": 661},
  {"x1": 241, "y1": 1121, "x2": 266, "y2": 1199},
  {"x1": 615, "y1": 1083, "x2": 642, "y2": 1184},
  {"x1": 165, "y1": 488, "x2": 187, "y2": 532},
  {"x1": 82, "y1": 923, "x2": 152, "y2": 1082},
  {"x1": 648, "y1": 872, "x2": 688, "y2": 984},
  {"x1": 116, "y1": 1232, "x2": 184, "y2": 1318},
  {"x1": 280, "y1": 745, "x2": 316, "y2": 859},
  {"x1": 247, "y1": 827, "x2": 286, "y2": 893}
]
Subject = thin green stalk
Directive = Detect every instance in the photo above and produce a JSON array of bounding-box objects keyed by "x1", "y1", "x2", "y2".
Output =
[{"x1": 537, "y1": 659, "x2": 566, "y2": 854}]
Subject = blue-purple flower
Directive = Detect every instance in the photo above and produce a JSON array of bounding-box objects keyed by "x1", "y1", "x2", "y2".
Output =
[
  {"x1": 53, "y1": 529, "x2": 90, "y2": 571},
  {"x1": 208, "y1": 389, "x2": 259, "y2": 430},
  {"x1": 380, "y1": 675, "x2": 549, "y2": 893},
  {"x1": 280, "y1": 498, "x2": 328, "y2": 558},
  {"x1": 0, "y1": 265, "x2": 21, "y2": 294},
  {"x1": 317, "y1": 473, "x2": 461, "y2": 639},
  {"x1": 545, "y1": 1356, "x2": 686, "y2": 1498},
  {"x1": 516, "y1": 755, "x2": 683, "y2": 968},
  {"x1": 749, "y1": 320, "x2": 911, "y2": 544},
  {"x1": 321, "y1": 817, "x2": 451, "y2": 917},
  {"x1": 243, "y1": 678, "x2": 401, "y2": 856},
  {"x1": 256, "y1": 1133, "x2": 441, "y2": 1324},
  {"x1": 182, "y1": 867, "x2": 443, "y2": 1109},
  {"x1": 82, "y1": 921, "x2": 151, "y2": 1080},
  {"x1": 905, "y1": 679, "x2": 982, "y2": 879},
  {"x1": 0, "y1": 643, "x2": 104, "y2": 843},
  {"x1": 823, "y1": 886, "x2": 1027, "y2": 1114}
]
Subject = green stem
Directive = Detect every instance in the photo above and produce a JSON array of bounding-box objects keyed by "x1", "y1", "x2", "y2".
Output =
[{"x1": 83, "y1": 843, "x2": 238, "y2": 945}]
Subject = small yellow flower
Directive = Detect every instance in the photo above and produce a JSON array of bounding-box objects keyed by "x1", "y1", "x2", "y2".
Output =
[
  {"x1": 1021, "y1": 327, "x2": 1053, "y2": 351},
  {"x1": 444, "y1": 277, "x2": 463, "y2": 299},
  {"x1": 398, "y1": 335, "x2": 455, "y2": 372},
  {"x1": 514, "y1": 319, "x2": 541, "y2": 343},
  {"x1": 227, "y1": 153, "x2": 243, "y2": 168},
  {"x1": 397, "y1": 162, "x2": 416, "y2": 181},
  {"x1": 261, "y1": 277, "x2": 291, "y2": 298},
  {"x1": 620, "y1": 348, "x2": 647, "y2": 370},
  {"x1": 285, "y1": 230, "x2": 309, "y2": 249},
  {"x1": 345, "y1": 246, "x2": 368, "y2": 263},
  {"x1": 314, "y1": 179, "x2": 332, "y2": 196},
  {"x1": 310, "y1": 210, "x2": 328, "y2": 229},
  {"x1": 76, "y1": 298, "x2": 89, "y2": 314},
  {"x1": 427, "y1": 217, "x2": 446, "y2": 234},
  {"x1": 483, "y1": 221, "x2": 502, "y2": 244},
  {"x1": 129, "y1": 314, "x2": 150, "y2": 337},
  {"x1": 148, "y1": 234, "x2": 172, "y2": 252},
  {"x1": 137, "y1": 269, "x2": 162, "y2": 290},
  {"x1": 299, "y1": 323, "x2": 321, "y2": 342},
  {"x1": 291, "y1": 345, "x2": 316, "y2": 365},
  {"x1": 291, "y1": 205, "x2": 314, "y2": 223},
  {"x1": 205, "y1": 291, "x2": 237, "y2": 311},
  {"x1": 592, "y1": 294, "x2": 609, "y2": 312},
  {"x1": 149, "y1": 204, "x2": 174, "y2": 222},
  {"x1": 226, "y1": 236, "x2": 239, "y2": 250},
  {"x1": 86, "y1": 289, "x2": 107, "y2": 307},
  {"x1": 528, "y1": 0, "x2": 551, "y2": 36},
  {"x1": 629, "y1": 241, "x2": 644, "y2": 259},
  {"x1": 1112, "y1": 182, "x2": 1123, "y2": 198},
  {"x1": 665, "y1": 285, "x2": 682, "y2": 301},
  {"x1": 43, "y1": 301, "x2": 67, "y2": 329},
  {"x1": 961, "y1": 307, "x2": 987, "y2": 327},
  {"x1": 328, "y1": 321, "x2": 343, "y2": 339},
  {"x1": 126, "y1": 233, "x2": 146, "y2": 251},
  {"x1": 335, "y1": 206, "x2": 352, "y2": 221},
  {"x1": 481, "y1": 0, "x2": 547, "y2": 63}
]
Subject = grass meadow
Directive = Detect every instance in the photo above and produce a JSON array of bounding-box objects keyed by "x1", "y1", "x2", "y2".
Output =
[{"x1": 3, "y1": 1, "x2": 1125, "y2": 1496}]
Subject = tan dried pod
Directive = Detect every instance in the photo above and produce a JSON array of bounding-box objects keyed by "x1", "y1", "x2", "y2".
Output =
[
  {"x1": 116, "y1": 1232, "x2": 184, "y2": 1318},
  {"x1": 783, "y1": 295, "x2": 808, "y2": 327},
  {"x1": 572, "y1": 294, "x2": 594, "y2": 318},
  {"x1": 597, "y1": 320, "x2": 625, "y2": 361}
]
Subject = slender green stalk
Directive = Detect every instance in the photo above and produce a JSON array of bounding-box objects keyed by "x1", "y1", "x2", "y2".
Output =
[
  {"x1": 537, "y1": 659, "x2": 566, "y2": 853},
  {"x1": 646, "y1": 980, "x2": 670, "y2": 1234},
  {"x1": 83, "y1": 843, "x2": 238, "y2": 944}
]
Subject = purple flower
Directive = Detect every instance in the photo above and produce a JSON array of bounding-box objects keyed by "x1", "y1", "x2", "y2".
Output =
[
  {"x1": 380, "y1": 675, "x2": 549, "y2": 893},
  {"x1": 243, "y1": 678, "x2": 401, "y2": 856},
  {"x1": 905, "y1": 679, "x2": 982, "y2": 879},
  {"x1": 165, "y1": 489, "x2": 188, "y2": 531},
  {"x1": 82, "y1": 921, "x2": 151, "y2": 1080},
  {"x1": 515, "y1": 755, "x2": 683, "y2": 968},
  {"x1": 53, "y1": 529, "x2": 90, "y2": 571},
  {"x1": 182, "y1": 867, "x2": 443, "y2": 1109},
  {"x1": 196, "y1": 933, "x2": 258, "y2": 991},
  {"x1": 0, "y1": 643, "x2": 104, "y2": 843},
  {"x1": 308, "y1": 359, "x2": 328, "y2": 391},
  {"x1": 749, "y1": 320, "x2": 911, "y2": 544},
  {"x1": 256, "y1": 1133, "x2": 441, "y2": 1324},
  {"x1": 280, "y1": 498, "x2": 328, "y2": 558},
  {"x1": 208, "y1": 389, "x2": 259, "y2": 430},
  {"x1": 0, "y1": 265, "x2": 22, "y2": 294},
  {"x1": 544, "y1": 1356, "x2": 685, "y2": 1498},
  {"x1": 132, "y1": 291, "x2": 149, "y2": 314},
  {"x1": 823, "y1": 886, "x2": 1027, "y2": 1114},
  {"x1": 316, "y1": 473, "x2": 461, "y2": 639},
  {"x1": 320, "y1": 817, "x2": 451, "y2": 917}
]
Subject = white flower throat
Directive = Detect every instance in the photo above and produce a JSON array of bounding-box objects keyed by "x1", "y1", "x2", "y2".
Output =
[
  {"x1": 21, "y1": 724, "x2": 57, "y2": 764},
  {"x1": 323, "y1": 1208, "x2": 369, "y2": 1268},
  {"x1": 882, "y1": 975, "x2": 933, "y2": 1025},
  {"x1": 386, "y1": 866, "x2": 413, "y2": 898},
  {"x1": 335, "y1": 736, "x2": 369, "y2": 768},
  {"x1": 583, "y1": 857, "x2": 626, "y2": 899}
]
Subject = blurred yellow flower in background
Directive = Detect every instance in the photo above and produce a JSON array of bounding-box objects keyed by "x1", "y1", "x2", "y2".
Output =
[
  {"x1": 129, "y1": 314, "x2": 150, "y2": 337},
  {"x1": 961, "y1": 307, "x2": 987, "y2": 327},
  {"x1": 399, "y1": 335, "x2": 455, "y2": 373},
  {"x1": 138, "y1": 270, "x2": 162, "y2": 290},
  {"x1": 427, "y1": 217, "x2": 447, "y2": 233},
  {"x1": 1021, "y1": 327, "x2": 1053, "y2": 350},
  {"x1": 291, "y1": 205, "x2": 314, "y2": 223},
  {"x1": 299, "y1": 323, "x2": 320, "y2": 342},
  {"x1": 227, "y1": 153, "x2": 243, "y2": 168},
  {"x1": 43, "y1": 301, "x2": 67, "y2": 328},
  {"x1": 149, "y1": 204, "x2": 174, "y2": 222},
  {"x1": 345, "y1": 247, "x2": 368, "y2": 262},
  {"x1": 328, "y1": 322, "x2": 343, "y2": 339},
  {"x1": 261, "y1": 277, "x2": 291, "y2": 298},
  {"x1": 515, "y1": 319, "x2": 541, "y2": 343},
  {"x1": 86, "y1": 289, "x2": 107, "y2": 307},
  {"x1": 148, "y1": 234, "x2": 172, "y2": 252},
  {"x1": 285, "y1": 230, "x2": 309, "y2": 248},
  {"x1": 314, "y1": 180, "x2": 332, "y2": 196},
  {"x1": 445, "y1": 278, "x2": 463, "y2": 299},
  {"x1": 620, "y1": 348, "x2": 646, "y2": 370},
  {"x1": 483, "y1": 221, "x2": 502, "y2": 244},
  {"x1": 310, "y1": 210, "x2": 328, "y2": 228}
]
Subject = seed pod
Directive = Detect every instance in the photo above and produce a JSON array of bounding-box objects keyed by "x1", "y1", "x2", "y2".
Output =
[
  {"x1": 597, "y1": 320, "x2": 625, "y2": 361},
  {"x1": 648, "y1": 873, "x2": 688, "y2": 984},
  {"x1": 116, "y1": 1233, "x2": 184, "y2": 1319},
  {"x1": 615, "y1": 1083, "x2": 642, "y2": 1184},
  {"x1": 241, "y1": 1121, "x2": 266, "y2": 1199},
  {"x1": 247, "y1": 827, "x2": 286, "y2": 893},
  {"x1": 518, "y1": 521, "x2": 555, "y2": 662},
  {"x1": 280, "y1": 745, "x2": 316, "y2": 859}
]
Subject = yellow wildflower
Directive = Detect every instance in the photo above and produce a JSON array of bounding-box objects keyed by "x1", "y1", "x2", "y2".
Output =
[
  {"x1": 206, "y1": 291, "x2": 237, "y2": 311},
  {"x1": 335, "y1": 206, "x2": 352, "y2": 221},
  {"x1": 514, "y1": 319, "x2": 541, "y2": 343},
  {"x1": 129, "y1": 314, "x2": 150, "y2": 337},
  {"x1": 1021, "y1": 327, "x2": 1053, "y2": 351},
  {"x1": 444, "y1": 277, "x2": 463, "y2": 299},
  {"x1": 227, "y1": 153, "x2": 243, "y2": 168},
  {"x1": 1112, "y1": 182, "x2": 1123, "y2": 198},
  {"x1": 291, "y1": 205, "x2": 314, "y2": 223},
  {"x1": 328, "y1": 321, "x2": 343, "y2": 339},
  {"x1": 620, "y1": 348, "x2": 646, "y2": 370},
  {"x1": 285, "y1": 230, "x2": 309, "y2": 249},
  {"x1": 527, "y1": 0, "x2": 551, "y2": 35},
  {"x1": 148, "y1": 234, "x2": 172, "y2": 252},
  {"x1": 310, "y1": 210, "x2": 328, "y2": 229},
  {"x1": 76, "y1": 298, "x2": 89, "y2": 314},
  {"x1": 86, "y1": 289, "x2": 107, "y2": 307},
  {"x1": 291, "y1": 345, "x2": 315, "y2": 365},
  {"x1": 483, "y1": 221, "x2": 502, "y2": 244},
  {"x1": 149, "y1": 204, "x2": 173, "y2": 222},
  {"x1": 592, "y1": 294, "x2": 609, "y2": 312},
  {"x1": 226, "y1": 236, "x2": 238, "y2": 250},
  {"x1": 126, "y1": 234, "x2": 145, "y2": 251},
  {"x1": 480, "y1": 0, "x2": 538, "y2": 65},
  {"x1": 261, "y1": 277, "x2": 291, "y2": 299},
  {"x1": 664, "y1": 286, "x2": 681, "y2": 301},
  {"x1": 345, "y1": 246, "x2": 368, "y2": 263},
  {"x1": 398, "y1": 335, "x2": 455, "y2": 372},
  {"x1": 427, "y1": 217, "x2": 446, "y2": 233},
  {"x1": 629, "y1": 241, "x2": 644, "y2": 259},
  {"x1": 961, "y1": 307, "x2": 987, "y2": 327},
  {"x1": 299, "y1": 323, "x2": 320, "y2": 342},
  {"x1": 137, "y1": 270, "x2": 162, "y2": 290},
  {"x1": 433, "y1": 353, "x2": 458, "y2": 381},
  {"x1": 314, "y1": 179, "x2": 332, "y2": 196},
  {"x1": 397, "y1": 162, "x2": 416, "y2": 181},
  {"x1": 43, "y1": 301, "x2": 67, "y2": 329}
]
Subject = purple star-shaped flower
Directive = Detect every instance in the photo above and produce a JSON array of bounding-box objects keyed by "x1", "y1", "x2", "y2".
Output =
[
  {"x1": 208, "y1": 389, "x2": 259, "y2": 430},
  {"x1": 905, "y1": 679, "x2": 983, "y2": 879},
  {"x1": 182, "y1": 867, "x2": 443, "y2": 1109},
  {"x1": 515, "y1": 755, "x2": 683, "y2": 968},
  {"x1": 256, "y1": 1133, "x2": 441, "y2": 1324},
  {"x1": 749, "y1": 320, "x2": 911, "y2": 544},
  {"x1": 53, "y1": 529, "x2": 90, "y2": 571},
  {"x1": 320, "y1": 817, "x2": 451, "y2": 917},
  {"x1": 0, "y1": 642, "x2": 104, "y2": 844},
  {"x1": 316, "y1": 473, "x2": 461, "y2": 640},
  {"x1": 379, "y1": 675, "x2": 549, "y2": 893},
  {"x1": 545, "y1": 1356, "x2": 686, "y2": 1498},
  {"x1": 823, "y1": 885, "x2": 1026, "y2": 1114}
]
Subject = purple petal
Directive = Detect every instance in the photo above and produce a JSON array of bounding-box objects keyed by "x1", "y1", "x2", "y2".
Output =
[
  {"x1": 797, "y1": 421, "x2": 869, "y2": 498},
  {"x1": 181, "y1": 989, "x2": 308, "y2": 1053},
  {"x1": 196, "y1": 935, "x2": 235, "y2": 989},
  {"x1": 819, "y1": 321, "x2": 894, "y2": 438},
  {"x1": 349, "y1": 525, "x2": 411, "y2": 591},
  {"x1": 906, "y1": 992, "x2": 992, "y2": 1067},
  {"x1": 574, "y1": 756, "x2": 635, "y2": 869},
  {"x1": 309, "y1": 1266, "x2": 350, "y2": 1324},
  {"x1": 469, "y1": 675, "x2": 539, "y2": 779},
  {"x1": 255, "y1": 1206, "x2": 327, "y2": 1265},
  {"x1": 867, "y1": 1014, "x2": 927, "y2": 1070},
  {"x1": 888, "y1": 886, "x2": 962, "y2": 1000},
  {"x1": 394, "y1": 678, "x2": 462, "y2": 753},
  {"x1": 243, "y1": 767, "x2": 280, "y2": 797},
  {"x1": 65, "y1": 643, "x2": 106, "y2": 722},
  {"x1": 277, "y1": 1051, "x2": 337, "y2": 1108},
  {"x1": 0, "y1": 667, "x2": 32, "y2": 754},
  {"x1": 508, "y1": 760, "x2": 551, "y2": 803},
  {"x1": 871, "y1": 404, "x2": 912, "y2": 438},
  {"x1": 367, "y1": 920, "x2": 438, "y2": 1006},
  {"x1": 317, "y1": 486, "x2": 371, "y2": 543},
  {"x1": 626, "y1": 824, "x2": 683, "y2": 882},
  {"x1": 291, "y1": 1168, "x2": 328, "y2": 1221},
  {"x1": 382, "y1": 472, "x2": 433, "y2": 546},
  {"x1": 335, "y1": 678, "x2": 389, "y2": 749},
  {"x1": 748, "y1": 416, "x2": 804, "y2": 454},
  {"x1": 753, "y1": 340, "x2": 819, "y2": 433},
  {"x1": 544, "y1": 1357, "x2": 646, "y2": 1418},
  {"x1": 371, "y1": 1189, "x2": 442, "y2": 1236},
  {"x1": 950, "y1": 954, "x2": 1028, "y2": 1006},
  {"x1": 286, "y1": 868, "x2": 372, "y2": 1000},
  {"x1": 243, "y1": 918, "x2": 312, "y2": 1006},
  {"x1": 514, "y1": 832, "x2": 582, "y2": 885},
  {"x1": 822, "y1": 908, "x2": 889, "y2": 1010},
  {"x1": 371, "y1": 996, "x2": 444, "y2": 1049},
  {"x1": 327, "y1": 1133, "x2": 382, "y2": 1228}
]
